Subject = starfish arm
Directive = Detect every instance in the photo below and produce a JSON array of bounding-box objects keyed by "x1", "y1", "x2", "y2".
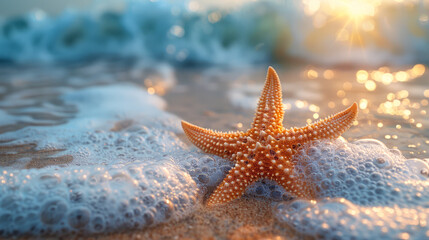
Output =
[
  {"x1": 206, "y1": 158, "x2": 258, "y2": 206},
  {"x1": 181, "y1": 121, "x2": 244, "y2": 159},
  {"x1": 302, "y1": 102, "x2": 358, "y2": 141},
  {"x1": 271, "y1": 166, "x2": 315, "y2": 199},
  {"x1": 251, "y1": 67, "x2": 284, "y2": 131}
]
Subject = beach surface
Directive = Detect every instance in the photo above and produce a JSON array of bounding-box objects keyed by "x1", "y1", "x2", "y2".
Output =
[{"x1": 0, "y1": 62, "x2": 428, "y2": 239}]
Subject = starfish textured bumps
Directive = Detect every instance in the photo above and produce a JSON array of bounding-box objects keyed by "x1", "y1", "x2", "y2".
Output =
[{"x1": 182, "y1": 67, "x2": 358, "y2": 206}]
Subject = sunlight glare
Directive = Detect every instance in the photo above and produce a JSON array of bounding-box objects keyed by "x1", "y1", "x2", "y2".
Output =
[{"x1": 343, "y1": 0, "x2": 376, "y2": 20}]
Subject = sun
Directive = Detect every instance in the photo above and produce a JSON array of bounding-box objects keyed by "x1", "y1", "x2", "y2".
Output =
[
  {"x1": 302, "y1": 0, "x2": 383, "y2": 50},
  {"x1": 341, "y1": 0, "x2": 377, "y2": 21}
]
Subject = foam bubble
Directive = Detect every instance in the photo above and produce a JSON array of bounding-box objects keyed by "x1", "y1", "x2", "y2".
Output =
[
  {"x1": 275, "y1": 198, "x2": 429, "y2": 239},
  {"x1": 274, "y1": 138, "x2": 429, "y2": 239},
  {"x1": 0, "y1": 161, "x2": 198, "y2": 236},
  {"x1": 0, "y1": 84, "x2": 180, "y2": 168},
  {"x1": 0, "y1": 84, "x2": 230, "y2": 237}
]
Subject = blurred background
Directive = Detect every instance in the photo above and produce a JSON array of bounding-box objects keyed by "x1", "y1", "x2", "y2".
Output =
[{"x1": 0, "y1": 0, "x2": 428, "y2": 65}]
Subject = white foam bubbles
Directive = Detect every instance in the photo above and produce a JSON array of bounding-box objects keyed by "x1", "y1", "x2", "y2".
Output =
[
  {"x1": 0, "y1": 161, "x2": 197, "y2": 236},
  {"x1": 0, "y1": 84, "x2": 180, "y2": 168},
  {"x1": 274, "y1": 138, "x2": 429, "y2": 239},
  {"x1": 0, "y1": 84, "x2": 230, "y2": 237},
  {"x1": 275, "y1": 198, "x2": 429, "y2": 240}
]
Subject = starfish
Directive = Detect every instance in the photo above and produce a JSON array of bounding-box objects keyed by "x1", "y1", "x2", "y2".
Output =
[{"x1": 182, "y1": 67, "x2": 358, "y2": 206}]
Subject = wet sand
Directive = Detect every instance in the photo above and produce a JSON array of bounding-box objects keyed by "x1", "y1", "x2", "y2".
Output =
[{"x1": 92, "y1": 198, "x2": 296, "y2": 240}]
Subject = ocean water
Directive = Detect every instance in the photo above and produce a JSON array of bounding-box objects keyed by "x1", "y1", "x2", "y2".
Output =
[
  {"x1": 1, "y1": 0, "x2": 428, "y2": 65},
  {"x1": 0, "y1": 0, "x2": 429, "y2": 239}
]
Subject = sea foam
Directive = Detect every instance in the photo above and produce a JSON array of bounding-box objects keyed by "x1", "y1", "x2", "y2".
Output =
[
  {"x1": 274, "y1": 138, "x2": 429, "y2": 239},
  {"x1": 0, "y1": 84, "x2": 229, "y2": 236}
]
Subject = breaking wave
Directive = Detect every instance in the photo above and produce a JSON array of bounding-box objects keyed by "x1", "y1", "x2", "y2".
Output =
[{"x1": 0, "y1": 0, "x2": 428, "y2": 66}]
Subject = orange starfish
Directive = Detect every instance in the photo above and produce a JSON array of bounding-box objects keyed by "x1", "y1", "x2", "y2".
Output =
[{"x1": 182, "y1": 67, "x2": 358, "y2": 206}]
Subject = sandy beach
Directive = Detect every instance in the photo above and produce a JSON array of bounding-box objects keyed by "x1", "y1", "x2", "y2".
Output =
[{"x1": 102, "y1": 198, "x2": 295, "y2": 240}]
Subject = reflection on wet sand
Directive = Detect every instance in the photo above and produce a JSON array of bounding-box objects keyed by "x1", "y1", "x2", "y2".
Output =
[{"x1": 0, "y1": 142, "x2": 72, "y2": 169}]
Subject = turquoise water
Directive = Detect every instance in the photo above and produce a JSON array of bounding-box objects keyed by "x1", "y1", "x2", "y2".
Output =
[{"x1": 1, "y1": 0, "x2": 428, "y2": 65}]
